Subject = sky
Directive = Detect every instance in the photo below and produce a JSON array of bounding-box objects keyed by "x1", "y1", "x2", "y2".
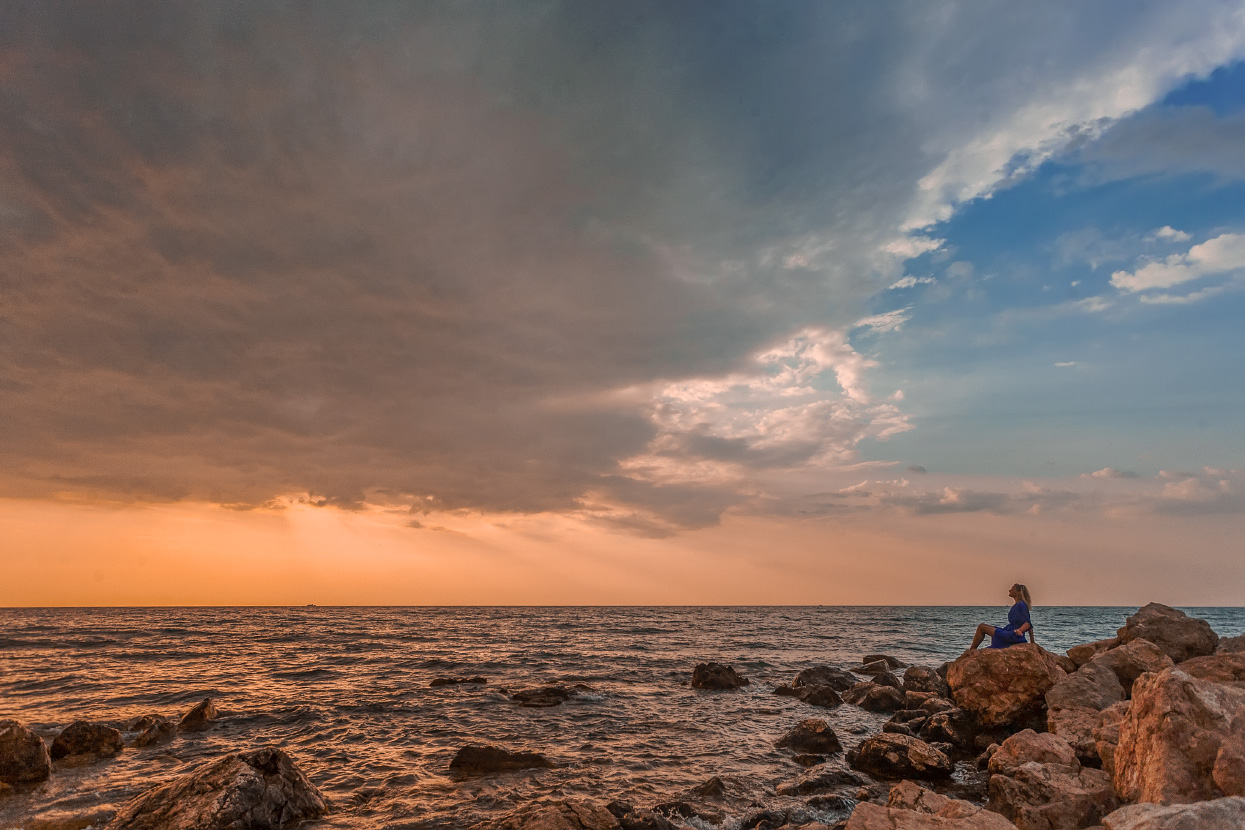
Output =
[{"x1": 2, "y1": 2, "x2": 1244, "y2": 606}]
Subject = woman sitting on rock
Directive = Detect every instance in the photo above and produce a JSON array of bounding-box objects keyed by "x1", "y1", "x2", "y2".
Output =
[{"x1": 965, "y1": 583, "x2": 1034, "y2": 653}]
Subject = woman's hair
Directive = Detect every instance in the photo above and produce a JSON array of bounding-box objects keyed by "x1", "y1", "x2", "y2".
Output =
[{"x1": 1013, "y1": 583, "x2": 1033, "y2": 608}]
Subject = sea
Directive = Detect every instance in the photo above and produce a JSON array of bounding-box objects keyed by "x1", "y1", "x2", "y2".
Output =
[{"x1": 2, "y1": 606, "x2": 1243, "y2": 830}]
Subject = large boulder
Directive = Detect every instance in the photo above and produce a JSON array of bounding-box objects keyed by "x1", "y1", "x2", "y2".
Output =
[
  {"x1": 1067, "y1": 638, "x2": 1120, "y2": 668},
  {"x1": 178, "y1": 698, "x2": 218, "y2": 731},
  {"x1": 0, "y1": 719, "x2": 51, "y2": 787},
  {"x1": 842, "y1": 682, "x2": 906, "y2": 713},
  {"x1": 775, "y1": 719, "x2": 842, "y2": 755},
  {"x1": 918, "y1": 707, "x2": 980, "y2": 753},
  {"x1": 691, "y1": 663, "x2": 749, "y2": 690},
  {"x1": 449, "y1": 745, "x2": 554, "y2": 775},
  {"x1": 844, "y1": 781, "x2": 1017, "y2": 829},
  {"x1": 847, "y1": 733, "x2": 952, "y2": 780},
  {"x1": 1101, "y1": 797, "x2": 1245, "y2": 829},
  {"x1": 1214, "y1": 714, "x2": 1245, "y2": 797},
  {"x1": 1093, "y1": 701, "x2": 1130, "y2": 779},
  {"x1": 988, "y1": 762, "x2": 1116, "y2": 830},
  {"x1": 947, "y1": 645, "x2": 1065, "y2": 728},
  {"x1": 494, "y1": 801, "x2": 621, "y2": 830},
  {"x1": 1116, "y1": 603, "x2": 1219, "y2": 664},
  {"x1": 1047, "y1": 706, "x2": 1106, "y2": 763},
  {"x1": 1177, "y1": 651, "x2": 1245, "y2": 686},
  {"x1": 51, "y1": 720, "x2": 124, "y2": 761},
  {"x1": 1045, "y1": 662, "x2": 1126, "y2": 760},
  {"x1": 988, "y1": 730, "x2": 1079, "y2": 777},
  {"x1": 793, "y1": 666, "x2": 860, "y2": 692},
  {"x1": 1087, "y1": 639, "x2": 1174, "y2": 696},
  {"x1": 105, "y1": 747, "x2": 326, "y2": 830},
  {"x1": 903, "y1": 666, "x2": 950, "y2": 697},
  {"x1": 1113, "y1": 666, "x2": 1245, "y2": 804}
]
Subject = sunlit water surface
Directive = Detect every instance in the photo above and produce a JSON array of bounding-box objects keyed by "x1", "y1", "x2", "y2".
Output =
[{"x1": 2, "y1": 606, "x2": 1243, "y2": 830}]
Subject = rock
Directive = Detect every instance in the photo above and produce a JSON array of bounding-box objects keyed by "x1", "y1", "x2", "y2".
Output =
[
  {"x1": 918, "y1": 707, "x2": 980, "y2": 752},
  {"x1": 863, "y1": 655, "x2": 906, "y2": 670},
  {"x1": 777, "y1": 769, "x2": 867, "y2": 796},
  {"x1": 775, "y1": 684, "x2": 802, "y2": 697},
  {"x1": 1093, "y1": 702, "x2": 1129, "y2": 779},
  {"x1": 691, "y1": 662, "x2": 749, "y2": 690},
  {"x1": 495, "y1": 801, "x2": 621, "y2": 830},
  {"x1": 430, "y1": 676, "x2": 488, "y2": 687},
  {"x1": 794, "y1": 666, "x2": 861, "y2": 692},
  {"x1": 133, "y1": 717, "x2": 177, "y2": 748},
  {"x1": 739, "y1": 808, "x2": 791, "y2": 830},
  {"x1": 903, "y1": 667, "x2": 950, "y2": 697},
  {"x1": 128, "y1": 715, "x2": 163, "y2": 732},
  {"x1": 50, "y1": 720, "x2": 124, "y2": 761},
  {"x1": 607, "y1": 804, "x2": 675, "y2": 830},
  {"x1": 1116, "y1": 603, "x2": 1219, "y2": 664},
  {"x1": 918, "y1": 697, "x2": 955, "y2": 714},
  {"x1": 690, "y1": 776, "x2": 727, "y2": 799},
  {"x1": 1047, "y1": 706, "x2": 1106, "y2": 762},
  {"x1": 105, "y1": 746, "x2": 326, "y2": 830},
  {"x1": 650, "y1": 800, "x2": 723, "y2": 825},
  {"x1": 450, "y1": 744, "x2": 554, "y2": 775},
  {"x1": 1045, "y1": 663, "x2": 1126, "y2": 760},
  {"x1": 1087, "y1": 639, "x2": 1175, "y2": 696},
  {"x1": 842, "y1": 682, "x2": 906, "y2": 713},
  {"x1": 799, "y1": 686, "x2": 845, "y2": 708},
  {"x1": 1177, "y1": 651, "x2": 1245, "y2": 686},
  {"x1": 1050, "y1": 653, "x2": 1078, "y2": 675},
  {"x1": 1100, "y1": 797, "x2": 1245, "y2": 829},
  {"x1": 1213, "y1": 713, "x2": 1245, "y2": 797},
  {"x1": 512, "y1": 686, "x2": 580, "y2": 707},
  {"x1": 1068, "y1": 638, "x2": 1121, "y2": 667},
  {"x1": 0, "y1": 720, "x2": 51, "y2": 787},
  {"x1": 844, "y1": 781, "x2": 1016, "y2": 829},
  {"x1": 1113, "y1": 666, "x2": 1245, "y2": 804},
  {"x1": 178, "y1": 698, "x2": 218, "y2": 731},
  {"x1": 855, "y1": 661, "x2": 897, "y2": 677},
  {"x1": 848, "y1": 734, "x2": 952, "y2": 780},
  {"x1": 988, "y1": 730, "x2": 1079, "y2": 777},
  {"x1": 1218, "y1": 634, "x2": 1245, "y2": 655},
  {"x1": 872, "y1": 671, "x2": 903, "y2": 690},
  {"x1": 988, "y1": 763, "x2": 1116, "y2": 830},
  {"x1": 791, "y1": 753, "x2": 825, "y2": 767},
  {"x1": 776, "y1": 720, "x2": 843, "y2": 755},
  {"x1": 948, "y1": 645, "x2": 1065, "y2": 728}
]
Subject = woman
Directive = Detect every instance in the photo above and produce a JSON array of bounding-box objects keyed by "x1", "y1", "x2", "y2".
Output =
[{"x1": 966, "y1": 584, "x2": 1035, "y2": 652}]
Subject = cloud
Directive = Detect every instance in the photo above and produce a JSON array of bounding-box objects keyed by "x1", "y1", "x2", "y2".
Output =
[
  {"x1": 1148, "y1": 226, "x2": 1192, "y2": 242},
  {"x1": 1111, "y1": 232, "x2": 1245, "y2": 294},
  {"x1": 1075, "y1": 105, "x2": 1245, "y2": 183},
  {"x1": 1054, "y1": 361, "x2": 1078, "y2": 368},
  {"x1": 888, "y1": 276, "x2": 936, "y2": 290},
  {"x1": 1083, "y1": 467, "x2": 1140, "y2": 479},
  {"x1": 854, "y1": 309, "x2": 912, "y2": 333}
]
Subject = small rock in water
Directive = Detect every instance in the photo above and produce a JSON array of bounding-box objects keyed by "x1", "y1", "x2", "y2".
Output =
[
  {"x1": 449, "y1": 744, "x2": 554, "y2": 775},
  {"x1": 793, "y1": 666, "x2": 860, "y2": 693},
  {"x1": 842, "y1": 682, "x2": 905, "y2": 713},
  {"x1": 133, "y1": 717, "x2": 177, "y2": 748},
  {"x1": 776, "y1": 719, "x2": 843, "y2": 754},
  {"x1": 128, "y1": 715, "x2": 163, "y2": 732},
  {"x1": 691, "y1": 662, "x2": 749, "y2": 690},
  {"x1": 862, "y1": 654, "x2": 905, "y2": 670},
  {"x1": 791, "y1": 753, "x2": 825, "y2": 767},
  {"x1": 606, "y1": 802, "x2": 676, "y2": 830},
  {"x1": 798, "y1": 686, "x2": 844, "y2": 708},
  {"x1": 847, "y1": 734, "x2": 952, "y2": 780},
  {"x1": 690, "y1": 776, "x2": 728, "y2": 798},
  {"x1": 777, "y1": 769, "x2": 867, "y2": 796},
  {"x1": 105, "y1": 746, "x2": 326, "y2": 830},
  {"x1": 51, "y1": 720, "x2": 124, "y2": 762},
  {"x1": 495, "y1": 800, "x2": 622, "y2": 830},
  {"x1": 511, "y1": 686, "x2": 582, "y2": 708},
  {"x1": 430, "y1": 676, "x2": 488, "y2": 687},
  {"x1": 178, "y1": 697, "x2": 218, "y2": 732},
  {"x1": 0, "y1": 719, "x2": 51, "y2": 787},
  {"x1": 901, "y1": 666, "x2": 949, "y2": 697}
]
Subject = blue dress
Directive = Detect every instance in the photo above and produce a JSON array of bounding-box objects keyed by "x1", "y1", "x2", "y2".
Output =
[{"x1": 989, "y1": 601, "x2": 1031, "y2": 648}]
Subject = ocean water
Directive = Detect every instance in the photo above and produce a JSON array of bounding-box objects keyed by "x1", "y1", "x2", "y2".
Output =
[{"x1": 2, "y1": 606, "x2": 1242, "y2": 830}]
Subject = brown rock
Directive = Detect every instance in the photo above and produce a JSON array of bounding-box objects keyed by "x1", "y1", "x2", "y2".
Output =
[
  {"x1": 178, "y1": 698, "x2": 218, "y2": 731},
  {"x1": 903, "y1": 667, "x2": 950, "y2": 697},
  {"x1": 1113, "y1": 666, "x2": 1245, "y2": 804},
  {"x1": 776, "y1": 768, "x2": 867, "y2": 796},
  {"x1": 947, "y1": 645, "x2": 1066, "y2": 728},
  {"x1": 512, "y1": 686, "x2": 585, "y2": 707},
  {"x1": 843, "y1": 682, "x2": 906, "y2": 713},
  {"x1": 776, "y1": 719, "x2": 843, "y2": 755},
  {"x1": 794, "y1": 666, "x2": 861, "y2": 692},
  {"x1": 1116, "y1": 603, "x2": 1219, "y2": 664},
  {"x1": 988, "y1": 730, "x2": 1079, "y2": 777},
  {"x1": 1067, "y1": 638, "x2": 1120, "y2": 667},
  {"x1": 1213, "y1": 714, "x2": 1245, "y2": 797},
  {"x1": 1093, "y1": 701, "x2": 1129, "y2": 779},
  {"x1": 105, "y1": 746, "x2": 326, "y2": 830},
  {"x1": 1100, "y1": 797, "x2": 1245, "y2": 829},
  {"x1": 1177, "y1": 651, "x2": 1245, "y2": 686},
  {"x1": 51, "y1": 721, "x2": 123, "y2": 761},
  {"x1": 449, "y1": 744, "x2": 554, "y2": 775},
  {"x1": 0, "y1": 719, "x2": 51, "y2": 787},
  {"x1": 1047, "y1": 706, "x2": 1106, "y2": 762},
  {"x1": 798, "y1": 686, "x2": 844, "y2": 708},
  {"x1": 863, "y1": 655, "x2": 906, "y2": 670},
  {"x1": 873, "y1": 670, "x2": 903, "y2": 690},
  {"x1": 128, "y1": 715, "x2": 163, "y2": 732},
  {"x1": 848, "y1": 733, "x2": 952, "y2": 780},
  {"x1": 495, "y1": 801, "x2": 621, "y2": 830},
  {"x1": 844, "y1": 782, "x2": 1016, "y2": 829},
  {"x1": 918, "y1": 707, "x2": 980, "y2": 752},
  {"x1": 430, "y1": 676, "x2": 488, "y2": 687},
  {"x1": 1046, "y1": 662, "x2": 1126, "y2": 712},
  {"x1": 691, "y1": 663, "x2": 749, "y2": 690},
  {"x1": 1087, "y1": 639, "x2": 1174, "y2": 696},
  {"x1": 918, "y1": 697, "x2": 955, "y2": 714},
  {"x1": 1217, "y1": 634, "x2": 1245, "y2": 654},
  {"x1": 133, "y1": 717, "x2": 176, "y2": 748},
  {"x1": 988, "y1": 763, "x2": 1116, "y2": 830}
]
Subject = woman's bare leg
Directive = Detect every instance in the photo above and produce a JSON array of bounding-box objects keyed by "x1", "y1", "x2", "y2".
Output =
[{"x1": 968, "y1": 623, "x2": 995, "y2": 651}]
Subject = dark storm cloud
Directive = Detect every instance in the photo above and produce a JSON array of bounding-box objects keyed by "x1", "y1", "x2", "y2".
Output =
[{"x1": 1, "y1": 2, "x2": 1239, "y2": 527}]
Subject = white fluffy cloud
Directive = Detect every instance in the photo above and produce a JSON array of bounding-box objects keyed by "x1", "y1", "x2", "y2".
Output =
[{"x1": 1111, "y1": 232, "x2": 1245, "y2": 295}]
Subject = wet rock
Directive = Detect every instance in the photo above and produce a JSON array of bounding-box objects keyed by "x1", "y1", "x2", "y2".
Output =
[
  {"x1": 430, "y1": 676, "x2": 488, "y2": 687},
  {"x1": 902, "y1": 667, "x2": 950, "y2": 697},
  {"x1": 512, "y1": 686, "x2": 581, "y2": 707},
  {"x1": 918, "y1": 696, "x2": 955, "y2": 714},
  {"x1": 690, "y1": 776, "x2": 727, "y2": 798},
  {"x1": 128, "y1": 715, "x2": 163, "y2": 732},
  {"x1": 1218, "y1": 634, "x2": 1245, "y2": 654},
  {"x1": 178, "y1": 698, "x2": 218, "y2": 731},
  {"x1": 133, "y1": 717, "x2": 176, "y2": 748},
  {"x1": 791, "y1": 753, "x2": 825, "y2": 767},
  {"x1": 917, "y1": 707, "x2": 979, "y2": 752},
  {"x1": 605, "y1": 804, "x2": 675, "y2": 830},
  {"x1": 776, "y1": 719, "x2": 844, "y2": 755},
  {"x1": 844, "y1": 781, "x2": 1016, "y2": 829},
  {"x1": 651, "y1": 800, "x2": 723, "y2": 825},
  {"x1": 778, "y1": 769, "x2": 868, "y2": 796},
  {"x1": 842, "y1": 682, "x2": 905, "y2": 713},
  {"x1": 947, "y1": 645, "x2": 1065, "y2": 728},
  {"x1": 794, "y1": 666, "x2": 861, "y2": 693},
  {"x1": 1177, "y1": 650, "x2": 1245, "y2": 686},
  {"x1": 863, "y1": 655, "x2": 906, "y2": 670},
  {"x1": 496, "y1": 801, "x2": 621, "y2": 830},
  {"x1": 988, "y1": 762, "x2": 1116, "y2": 830},
  {"x1": 0, "y1": 720, "x2": 51, "y2": 787},
  {"x1": 805, "y1": 794, "x2": 855, "y2": 811},
  {"x1": 775, "y1": 684, "x2": 802, "y2": 697},
  {"x1": 848, "y1": 734, "x2": 952, "y2": 780},
  {"x1": 987, "y1": 730, "x2": 1079, "y2": 777},
  {"x1": 450, "y1": 744, "x2": 554, "y2": 775},
  {"x1": 51, "y1": 721, "x2": 123, "y2": 762},
  {"x1": 1116, "y1": 603, "x2": 1219, "y2": 664},
  {"x1": 1093, "y1": 701, "x2": 1129, "y2": 779},
  {"x1": 1100, "y1": 797, "x2": 1245, "y2": 829},
  {"x1": 871, "y1": 671, "x2": 902, "y2": 690},
  {"x1": 691, "y1": 662, "x2": 749, "y2": 690},
  {"x1": 1113, "y1": 666, "x2": 1245, "y2": 804},
  {"x1": 1044, "y1": 662, "x2": 1126, "y2": 760},
  {"x1": 799, "y1": 686, "x2": 845, "y2": 708},
  {"x1": 1087, "y1": 639, "x2": 1175, "y2": 697},
  {"x1": 854, "y1": 661, "x2": 895, "y2": 677},
  {"x1": 740, "y1": 808, "x2": 791, "y2": 830},
  {"x1": 105, "y1": 746, "x2": 326, "y2": 830}
]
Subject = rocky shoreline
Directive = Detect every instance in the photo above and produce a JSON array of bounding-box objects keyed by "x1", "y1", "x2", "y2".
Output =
[{"x1": 2, "y1": 603, "x2": 1244, "y2": 829}]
